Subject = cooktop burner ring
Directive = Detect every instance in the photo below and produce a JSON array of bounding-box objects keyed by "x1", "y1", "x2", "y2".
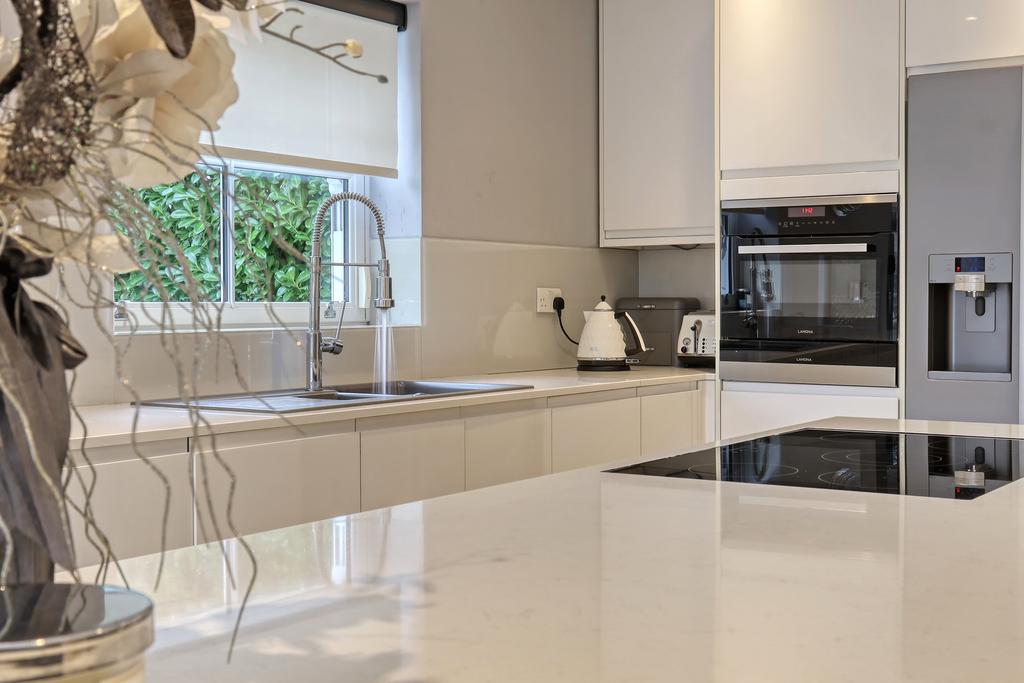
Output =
[
  {"x1": 817, "y1": 466, "x2": 897, "y2": 490},
  {"x1": 720, "y1": 462, "x2": 802, "y2": 480},
  {"x1": 819, "y1": 449, "x2": 942, "y2": 466},
  {"x1": 819, "y1": 449, "x2": 897, "y2": 466}
]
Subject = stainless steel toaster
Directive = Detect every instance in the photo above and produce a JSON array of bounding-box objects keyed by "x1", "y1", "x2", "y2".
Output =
[{"x1": 678, "y1": 311, "x2": 716, "y2": 365}]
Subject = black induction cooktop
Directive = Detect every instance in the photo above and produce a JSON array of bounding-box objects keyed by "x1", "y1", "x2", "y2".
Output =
[{"x1": 608, "y1": 429, "x2": 1023, "y2": 500}]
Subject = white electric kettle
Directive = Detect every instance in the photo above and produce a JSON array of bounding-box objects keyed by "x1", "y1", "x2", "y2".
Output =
[{"x1": 577, "y1": 296, "x2": 651, "y2": 371}]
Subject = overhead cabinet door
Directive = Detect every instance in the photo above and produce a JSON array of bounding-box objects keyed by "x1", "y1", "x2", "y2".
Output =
[
  {"x1": 720, "y1": 0, "x2": 901, "y2": 193},
  {"x1": 600, "y1": 0, "x2": 715, "y2": 245},
  {"x1": 907, "y1": 0, "x2": 1024, "y2": 68}
]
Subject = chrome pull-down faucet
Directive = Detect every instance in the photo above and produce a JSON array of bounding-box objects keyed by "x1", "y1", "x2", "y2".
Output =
[{"x1": 307, "y1": 192, "x2": 394, "y2": 391}]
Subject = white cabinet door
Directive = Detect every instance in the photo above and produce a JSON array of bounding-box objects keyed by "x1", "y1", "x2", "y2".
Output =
[
  {"x1": 720, "y1": 0, "x2": 900, "y2": 175},
  {"x1": 66, "y1": 442, "x2": 193, "y2": 568},
  {"x1": 551, "y1": 390, "x2": 641, "y2": 472},
  {"x1": 195, "y1": 425, "x2": 360, "y2": 542},
  {"x1": 640, "y1": 384, "x2": 702, "y2": 458},
  {"x1": 721, "y1": 385, "x2": 899, "y2": 441},
  {"x1": 700, "y1": 380, "x2": 717, "y2": 444},
  {"x1": 600, "y1": 0, "x2": 715, "y2": 246},
  {"x1": 464, "y1": 400, "x2": 551, "y2": 490},
  {"x1": 359, "y1": 410, "x2": 466, "y2": 511},
  {"x1": 907, "y1": 0, "x2": 1024, "y2": 67}
]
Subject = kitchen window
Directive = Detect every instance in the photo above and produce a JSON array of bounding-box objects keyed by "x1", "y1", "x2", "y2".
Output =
[{"x1": 113, "y1": 158, "x2": 373, "y2": 333}]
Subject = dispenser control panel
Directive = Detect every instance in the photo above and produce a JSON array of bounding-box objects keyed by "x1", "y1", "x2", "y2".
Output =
[
  {"x1": 955, "y1": 256, "x2": 986, "y2": 273},
  {"x1": 929, "y1": 253, "x2": 1013, "y2": 284}
]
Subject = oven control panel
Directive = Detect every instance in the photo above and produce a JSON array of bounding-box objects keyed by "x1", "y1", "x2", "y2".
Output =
[{"x1": 721, "y1": 194, "x2": 898, "y2": 238}]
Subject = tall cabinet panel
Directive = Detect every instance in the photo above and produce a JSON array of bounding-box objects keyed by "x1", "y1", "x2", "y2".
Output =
[
  {"x1": 905, "y1": 68, "x2": 1023, "y2": 422},
  {"x1": 907, "y1": 0, "x2": 1024, "y2": 68},
  {"x1": 719, "y1": 0, "x2": 901, "y2": 199},
  {"x1": 600, "y1": 0, "x2": 715, "y2": 246}
]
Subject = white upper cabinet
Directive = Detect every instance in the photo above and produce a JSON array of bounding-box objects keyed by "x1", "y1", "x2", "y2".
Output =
[
  {"x1": 719, "y1": 0, "x2": 901, "y2": 198},
  {"x1": 907, "y1": 0, "x2": 1024, "y2": 68},
  {"x1": 600, "y1": 0, "x2": 715, "y2": 246}
]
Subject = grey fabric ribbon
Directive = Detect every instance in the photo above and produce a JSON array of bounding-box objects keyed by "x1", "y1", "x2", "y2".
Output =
[{"x1": 0, "y1": 240, "x2": 86, "y2": 583}]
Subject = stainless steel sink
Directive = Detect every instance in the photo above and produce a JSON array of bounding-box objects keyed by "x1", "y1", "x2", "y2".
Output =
[{"x1": 140, "y1": 381, "x2": 533, "y2": 414}]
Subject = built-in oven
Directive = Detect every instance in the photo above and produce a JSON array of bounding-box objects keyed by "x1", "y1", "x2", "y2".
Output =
[{"x1": 720, "y1": 194, "x2": 899, "y2": 387}]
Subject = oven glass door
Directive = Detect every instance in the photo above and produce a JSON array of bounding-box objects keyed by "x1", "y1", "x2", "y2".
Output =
[{"x1": 721, "y1": 233, "x2": 897, "y2": 342}]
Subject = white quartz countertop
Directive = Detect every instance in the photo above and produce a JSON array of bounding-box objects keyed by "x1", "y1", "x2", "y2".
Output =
[
  {"x1": 106, "y1": 416, "x2": 1024, "y2": 682},
  {"x1": 70, "y1": 366, "x2": 713, "y2": 449}
]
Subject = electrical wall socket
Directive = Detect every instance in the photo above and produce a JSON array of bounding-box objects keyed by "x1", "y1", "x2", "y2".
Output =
[{"x1": 536, "y1": 287, "x2": 563, "y2": 313}]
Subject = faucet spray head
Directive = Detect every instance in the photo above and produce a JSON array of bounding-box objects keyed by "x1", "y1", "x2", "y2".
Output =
[{"x1": 374, "y1": 258, "x2": 395, "y2": 310}]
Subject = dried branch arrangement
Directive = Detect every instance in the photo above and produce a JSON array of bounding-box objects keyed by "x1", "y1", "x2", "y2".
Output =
[{"x1": 0, "y1": 0, "x2": 387, "y2": 656}]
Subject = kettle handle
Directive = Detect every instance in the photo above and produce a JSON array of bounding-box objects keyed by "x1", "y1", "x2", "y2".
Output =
[{"x1": 615, "y1": 311, "x2": 652, "y2": 357}]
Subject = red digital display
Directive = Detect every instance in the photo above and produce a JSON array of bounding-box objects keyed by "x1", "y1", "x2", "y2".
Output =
[
  {"x1": 787, "y1": 206, "x2": 826, "y2": 218},
  {"x1": 955, "y1": 256, "x2": 985, "y2": 273}
]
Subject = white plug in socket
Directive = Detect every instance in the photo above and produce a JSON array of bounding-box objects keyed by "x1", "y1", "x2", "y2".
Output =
[{"x1": 537, "y1": 287, "x2": 563, "y2": 313}]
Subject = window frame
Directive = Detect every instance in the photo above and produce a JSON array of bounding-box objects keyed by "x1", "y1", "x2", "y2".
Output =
[{"x1": 114, "y1": 157, "x2": 373, "y2": 335}]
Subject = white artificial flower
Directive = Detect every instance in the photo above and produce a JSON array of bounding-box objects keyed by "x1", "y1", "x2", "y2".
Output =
[
  {"x1": 88, "y1": 2, "x2": 242, "y2": 188},
  {"x1": 6, "y1": 0, "x2": 249, "y2": 272}
]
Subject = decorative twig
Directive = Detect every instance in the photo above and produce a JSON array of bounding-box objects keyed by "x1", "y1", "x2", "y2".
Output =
[{"x1": 260, "y1": 8, "x2": 389, "y2": 83}]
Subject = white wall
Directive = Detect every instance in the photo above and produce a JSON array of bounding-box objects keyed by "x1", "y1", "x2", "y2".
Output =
[{"x1": 369, "y1": 3, "x2": 423, "y2": 238}]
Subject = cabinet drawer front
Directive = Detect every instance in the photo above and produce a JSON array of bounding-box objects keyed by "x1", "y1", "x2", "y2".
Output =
[
  {"x1": 640, "y1": 391, "x2": 701, "y2": 459},
  {"x1": 360, "y1": 419, "x2": 465, "y2": 511},
  {"x1": 70, "y1": 439, "x2": 190, "y2": 467},
  {"x1": 67, "y1": 452, "x2": 193, "y2": 568},
  {"x1": 636, "y1": 382, "x2": 698, "y2": 398},
  {"x1": 547, "y1": 388, "x2": 637, "y2": 409},
  {"x1": 465, "y1": 408, "x2": 551, "y2": 490},
  {"x1": 196, "y1": 432, "x2": 360, "y2": 541},
  {"x1": 721, "y1": 389, "x2": 898, "y2": 441},
  {"x1": 551, "y1": 397, "x2": 641, "y2": 472},
  {"x1": 193, "y1": 420, "x2": 355, "y2": 452}
]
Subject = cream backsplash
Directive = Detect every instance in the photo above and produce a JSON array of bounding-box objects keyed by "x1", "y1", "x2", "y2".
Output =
[
  {"x1": 418, "y1": 237, "x2": 638, "y2": 378},
  {"x1": 44, "y1": 239, "x2": 422, "y2": 407},
  {"x1": 55, "y1": 235, "x2": 641, "y2": 406}
]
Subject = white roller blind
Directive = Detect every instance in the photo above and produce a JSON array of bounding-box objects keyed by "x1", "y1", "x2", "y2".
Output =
[{"x1": 208, "y1": 4, "x2": 399, "y2": 177}]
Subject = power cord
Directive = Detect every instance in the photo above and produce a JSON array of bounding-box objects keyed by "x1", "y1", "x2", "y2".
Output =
[{"x1": 553, "y1": 296, "x2": 578, "y2": 345}]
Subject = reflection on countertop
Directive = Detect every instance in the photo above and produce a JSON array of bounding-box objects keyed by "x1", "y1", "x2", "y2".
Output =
[{"x1": 81, "y1": 416, "x2": 1024, "y2": 682}]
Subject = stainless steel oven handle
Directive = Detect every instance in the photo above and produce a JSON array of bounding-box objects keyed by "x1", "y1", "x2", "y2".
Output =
[
  {"x1": 737, "y1": 243, "x2": 869, "y2": 255},
  {"x1": 721, "y1": 193, "x2": 897, "y2": 209}
]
